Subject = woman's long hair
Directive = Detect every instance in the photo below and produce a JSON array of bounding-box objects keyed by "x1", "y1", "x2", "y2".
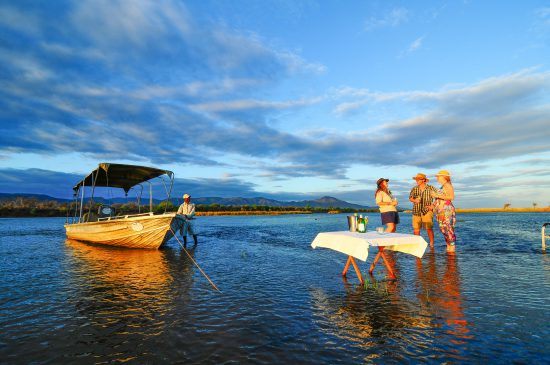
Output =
[
  {"x1": 375, "y1": 182, "x2": 392, "y2": 198},
  {"x1": 439, "y1": 176, "x2": 452, "y2": 185}
]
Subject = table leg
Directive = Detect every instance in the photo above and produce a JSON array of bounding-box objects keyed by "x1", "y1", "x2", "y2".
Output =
[
  {"x1": 369, "y1": 252, "x2": 382, "y2": 274},
  {"x1": 342, "y1": 256, "x2": 364, "y2": 284},
  {"x1": 380, "y1": 251, "x2": 396, "y2": 279},
  {"x1": 342, "y1": 256, "x2": 352, "y2": 277},
  {"x1": 350, "y1": 256, "x2": 364, "y2": 284},
  {"x1": 369, "y1": 247, "x2": 396, "y2": 279}
]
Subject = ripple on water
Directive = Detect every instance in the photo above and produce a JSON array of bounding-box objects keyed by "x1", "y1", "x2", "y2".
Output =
[{"x1": 0, "y1": 214, "x2": 549, "y2": 363}]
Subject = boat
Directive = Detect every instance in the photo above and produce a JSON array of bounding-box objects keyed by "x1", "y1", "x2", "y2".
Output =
[{"x1": 64, "y1": 163, "x2": 182, "y2": 249}]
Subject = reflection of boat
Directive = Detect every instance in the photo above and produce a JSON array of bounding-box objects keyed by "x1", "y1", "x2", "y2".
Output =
[
  {"x1": 65, "y1": 238, "x2": 172, "y2": 287},
  {"x1": 64, "y1": 163, "x2": 181, "y2": 249},
  {"x1": 64, "y1": 239, "x2": 195, "y2": 338}
]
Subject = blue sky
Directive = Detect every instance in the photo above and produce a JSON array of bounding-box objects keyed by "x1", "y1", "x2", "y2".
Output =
[{"x1": 0, "y1": 0, "x2": 549, "y2": 208}]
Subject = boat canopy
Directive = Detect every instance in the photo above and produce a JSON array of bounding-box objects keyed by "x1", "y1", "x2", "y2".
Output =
[{"x1": 73, "y1": 163, "x2": 174, "y2": 194}]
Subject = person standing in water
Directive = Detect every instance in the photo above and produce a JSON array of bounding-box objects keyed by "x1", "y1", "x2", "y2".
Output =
[
  {"x1": 433, "y1": 170, "x2": 456, "y2": 253},
  {"x1": 375, "y1": 178, "x2": 399, "y2": 233},
  {"x1": 177, "y1": 193, "x2": 198, "y2": 246},
  {"x1": 409, "y1": 173, "x2": 438, "y2": 248}
]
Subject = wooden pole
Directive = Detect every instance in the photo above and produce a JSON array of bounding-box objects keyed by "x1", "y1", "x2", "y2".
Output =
[{"x1": 169, "y1": 227, "x2": 221, "y2": 292}]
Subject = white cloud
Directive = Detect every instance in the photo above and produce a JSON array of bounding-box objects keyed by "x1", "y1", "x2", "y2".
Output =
[
  {"x1": 535, "y1": 7, "x2": 550, "y2": 25},
  {"x1": 0, "y1": 5, "x2": 41, "y2": 35},
  {"x1": 365, "y1": 7, "x2": 409, "y2": 31},
  {"x1": 333, "y1": 68, "x2": 550, "y2": 115},
  {"x1": 408, "y1": 36, "x2": 424, "y2": 52},
  {"x1": 190, "y1": 97, "x2": 323, "y2": 114},
  {"x1": 70, "y1": 0, "x2": 192, "y2": 49}
]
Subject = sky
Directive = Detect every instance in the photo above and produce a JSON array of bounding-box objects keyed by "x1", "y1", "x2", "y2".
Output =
[{"x1": 0, "y1": 0, "x2": 549, "y2": 208}]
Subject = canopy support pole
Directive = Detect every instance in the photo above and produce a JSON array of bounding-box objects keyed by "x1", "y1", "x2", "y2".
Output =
[
  {"x1": 149, "y1": 182, "x2": 153, "y2": 213},
  {"x1": 79, "y1": 183, "x2": 85, "y2": 223}
]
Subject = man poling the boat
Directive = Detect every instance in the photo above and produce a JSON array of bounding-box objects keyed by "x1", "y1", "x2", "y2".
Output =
[{"x1": 177, "y1": 193, "x2": 198, "y2": 246}]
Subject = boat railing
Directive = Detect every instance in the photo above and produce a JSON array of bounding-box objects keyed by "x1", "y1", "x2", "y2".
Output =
[
  {"x1": 95, "y1": 211, "x2": 175, "y2": 221},
  {"x1": 543, "y1": 223, "x2": 550, "y2": 252}
]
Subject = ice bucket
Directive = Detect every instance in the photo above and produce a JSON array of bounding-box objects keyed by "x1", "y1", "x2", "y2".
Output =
[{"x1": 347, "y1": 215, "x2": 357, "y2": 232}]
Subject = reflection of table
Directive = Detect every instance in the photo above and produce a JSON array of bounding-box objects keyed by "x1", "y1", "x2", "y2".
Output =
[{"x1": 311, "y1": 231, "x2": 428, "y2": 282}]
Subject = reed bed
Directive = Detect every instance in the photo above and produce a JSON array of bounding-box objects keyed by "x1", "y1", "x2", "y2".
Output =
[
  {"x1": 195, "y1": 210, "x2": 313, "y2": 216},
  {"x1": 456, "y1": 207, "x2": 550, "y2": 213},
  {"x1": 402, "y1": 207, "x2": 550, "y2": 214}
]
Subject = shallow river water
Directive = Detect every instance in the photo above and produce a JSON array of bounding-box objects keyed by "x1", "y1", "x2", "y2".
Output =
[{"x1": 1, "y1": 213, "x2": 549, "y2": 364}]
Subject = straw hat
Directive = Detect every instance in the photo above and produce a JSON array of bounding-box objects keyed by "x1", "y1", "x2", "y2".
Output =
[
  {"x1": 412, "y1": 173, "x2": 428, "y2": 181},
  {"x1": 183, "y1": 193, "x2": 191, "y2": 199},
  {"x1": 435, "y1": 170, "x2": 451, "y2": 177}
]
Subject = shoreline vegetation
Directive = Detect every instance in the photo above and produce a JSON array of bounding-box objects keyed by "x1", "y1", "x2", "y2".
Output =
[
  {"x1": 0, "y1": 197, "x2": 548, "y2": 217},
  {"x1": 0, "y1": 198, "x2": 378, "y2": 218},
  {"x1": 455, "y1": 207, "x2": 550, "y2": 213}
]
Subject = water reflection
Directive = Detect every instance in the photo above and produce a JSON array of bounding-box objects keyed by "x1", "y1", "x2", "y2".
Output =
[
  {"x1": 64, "y1": 240, "x2": 195, "y2": 361},
  {"x1": 378, "y1": 250, "x2": 399, "y2": 280},
  {"x1": 310, "y1": 252, "x2": 473, "y2": 359},
  {"x1": 310, "y1": 276, "x2": 430, "y2": 358},
  {"x1": 542, "y1": 252, "x2": 550, "y2": 280},
  {"x1": 415, "y1": 253, "x2": 472, "y2": 348}
]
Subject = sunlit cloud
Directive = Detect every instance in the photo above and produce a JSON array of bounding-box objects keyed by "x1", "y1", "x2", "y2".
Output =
[
  {"x1": 191, "y1": 97, "x2": 323, "y2": 114},
  {"x1": 0, "y1": 1, "x2": 548, "y2": 208}
]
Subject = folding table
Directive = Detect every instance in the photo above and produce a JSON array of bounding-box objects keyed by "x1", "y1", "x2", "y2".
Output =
[{"x1": 311, "y1": 231, "x2": 428, "y2": 282}]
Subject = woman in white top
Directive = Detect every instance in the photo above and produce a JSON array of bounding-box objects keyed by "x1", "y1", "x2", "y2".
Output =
[{"x1": 375, "y1": 178, "x2": 399, "y2": 233}]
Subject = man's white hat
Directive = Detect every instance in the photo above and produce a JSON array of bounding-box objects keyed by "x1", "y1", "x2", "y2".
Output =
[{"x1": 183, "y1": 193, "x2": 190, "y2": 199}]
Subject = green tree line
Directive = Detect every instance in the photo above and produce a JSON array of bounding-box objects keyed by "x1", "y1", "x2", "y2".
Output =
[{"x1": 0, "y1": 197, "x2": 378, "y2": 217}]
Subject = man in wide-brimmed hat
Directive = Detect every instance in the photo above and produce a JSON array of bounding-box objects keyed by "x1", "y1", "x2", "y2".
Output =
[
  {"x1": 409, "y1": 173, "x2": 438, "y2": 247},
  {"x1": 177, "y1": 193, "x2": 198, "y2": 245}
]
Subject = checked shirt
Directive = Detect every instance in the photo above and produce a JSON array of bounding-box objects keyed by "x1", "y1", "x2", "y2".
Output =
[{"x1": 409, "y1": 184, "x2": 438, "y2": 216}]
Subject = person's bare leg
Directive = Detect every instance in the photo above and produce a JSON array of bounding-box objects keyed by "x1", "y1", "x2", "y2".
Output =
[
  {"x1": 386, "y1": 223, "x2": 395, "y2": 233},
  {"x1": 427, "y1": 228, "x2": 435, "y2": 247}
]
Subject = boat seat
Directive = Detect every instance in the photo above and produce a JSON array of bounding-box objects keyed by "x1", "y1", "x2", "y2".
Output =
[
  {"x1": 98, "y1": 205, "x2": 116, "y2": 218},
  {"x1": 82, "y1": 212, "x2": 99, "y2": 222}
]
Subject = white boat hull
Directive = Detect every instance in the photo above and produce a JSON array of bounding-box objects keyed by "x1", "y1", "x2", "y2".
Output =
[{"x1": 65, "y1": 213, "x2": 181, "y2": 249}]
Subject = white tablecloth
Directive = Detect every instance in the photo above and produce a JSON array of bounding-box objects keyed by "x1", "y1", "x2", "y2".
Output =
[{"x1": 311, "y1": 231, "x2": 428, "y2": 262}]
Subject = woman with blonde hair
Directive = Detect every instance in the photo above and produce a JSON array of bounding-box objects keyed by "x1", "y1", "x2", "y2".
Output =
[
  {"x1": 375, "y1": 178, "x2": 399, "y2": 233},
  {"x1": 434, "y1": 170, "x2": 456, "y2": 252}
]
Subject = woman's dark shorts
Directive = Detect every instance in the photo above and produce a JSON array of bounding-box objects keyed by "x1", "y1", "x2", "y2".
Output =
[{"x1": 381, "y1": 211, "x2": 400, "y2": 225}]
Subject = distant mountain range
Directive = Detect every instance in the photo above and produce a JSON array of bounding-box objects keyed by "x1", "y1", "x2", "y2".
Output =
[
  {"x1": 0, "y1": 193, "x2": 73, "y2": 203},
  {"x1": 0, "y1": 193, "x2": 371, "y2": 209},
  {"x1": 191, "y1": 196, "x2": 370, "y2": 209}
]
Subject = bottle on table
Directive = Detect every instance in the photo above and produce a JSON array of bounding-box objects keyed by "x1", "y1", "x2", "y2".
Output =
[{"x1": 358, "y1": 214, "x2": 365, "y2": 233}]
